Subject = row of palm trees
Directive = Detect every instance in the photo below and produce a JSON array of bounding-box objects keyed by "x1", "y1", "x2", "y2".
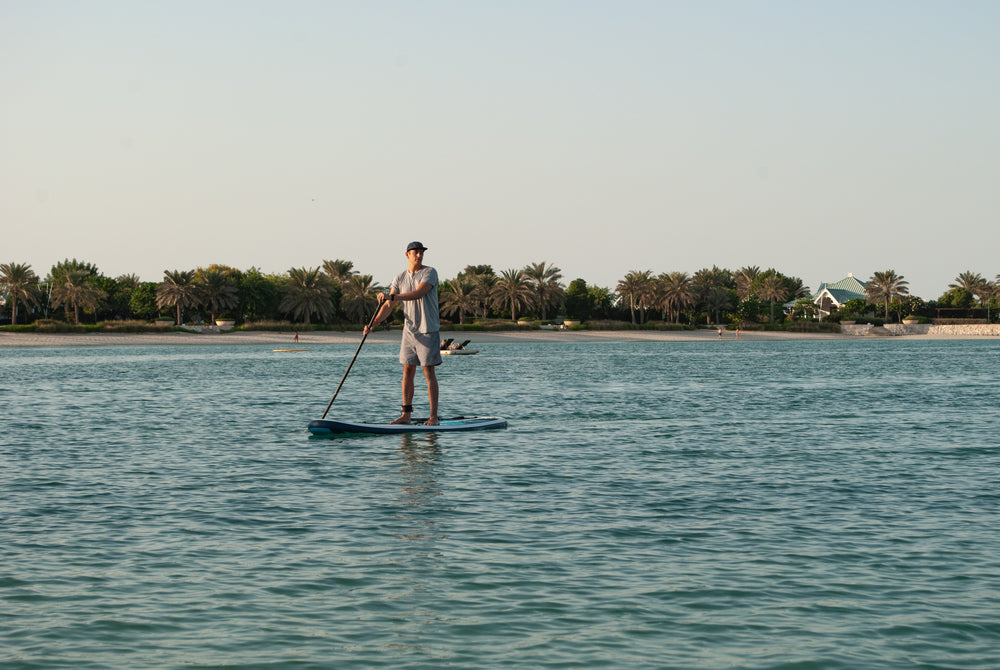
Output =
[
  {"x1": 438, "y1": 262, "x2": 566, "y2": 324},
  {"x1": 0, "y1": 261, "x2": 107, "y2": 325},
  {"x1": 3, "y1": 259, "x2": 999, "y2": 326},
  {"x1": 948, "y1": 271, "x2": 1000, "y2": 315},
  {"x1": 860, "y1": 269, "x2": 1000, "y2": 320},
  {"x1": 156, "y1": 261, "x2": 384, "y2": 326},
  {"x1": 614, "y1": 266, "x2": 812, "y2": 325},
  {"x1": 0, "y1": 259, "x2": 569, "y2": 326}
]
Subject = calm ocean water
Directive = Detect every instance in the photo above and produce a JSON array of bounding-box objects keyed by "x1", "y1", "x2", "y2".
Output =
[{"x1": 2, "y1": 338, "x2": 999, "y2": 669}]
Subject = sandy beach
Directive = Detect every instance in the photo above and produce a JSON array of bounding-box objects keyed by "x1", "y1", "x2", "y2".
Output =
[{"x1": 1, "y1": 327, "x2": 994, "y2": 347}]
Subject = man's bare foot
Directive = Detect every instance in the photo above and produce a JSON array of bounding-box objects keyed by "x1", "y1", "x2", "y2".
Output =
[
  {"x1": 389, "y1": 414, "x2": 411, "y2": 425},
  {"x1": 424, "y1": 416, "x2": 439, "y2": 426}
]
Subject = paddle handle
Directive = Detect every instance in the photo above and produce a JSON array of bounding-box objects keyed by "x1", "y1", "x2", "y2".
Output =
[{"x1": 320, "y1": 307, "x2": 382, "y2": 419}]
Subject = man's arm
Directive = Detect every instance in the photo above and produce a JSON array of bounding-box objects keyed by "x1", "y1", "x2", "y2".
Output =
[
  {"x1": 365, "y1": 291, "x2": 398, "y2": 334},
  {"x1": 392, "y1": 282, "x2": 433, "y2": 301}
]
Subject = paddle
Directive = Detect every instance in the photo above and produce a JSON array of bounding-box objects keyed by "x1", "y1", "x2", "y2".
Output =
[{"x1": 320, "y1": 307, "x2": 381, "y2": 419}]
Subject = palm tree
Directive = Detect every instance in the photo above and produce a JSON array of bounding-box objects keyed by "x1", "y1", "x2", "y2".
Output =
[
  {"x1": 617, "y1": 270, "x2": 654, "y2": 324},
  {"x1": 340, "y1": 274, "x2": 382, "y2": 323},
  {"x1": 758, "y1": 275, "x2": 788, "y2": 323},
  {"x1": 50, "y1": 270, "x2": 105, "y2": 324},
  {"x1": 950, "y1": 271, "x2": 986, "y2": 295},
  {"x1": 156, "y1": 270, "x2": 202, "y2": 326},
  {"x1": 789, "y1": 277, "x2": 811, "y2": 299},
  {"x1": 440, "y1": 279, "x2": 477, "y2": 325},
  {"x1": 704, "y1": 286, "x2": 733, "y2": 326},
  {"x1": 197, "y1": 268, "x2": 239, "y2": 324},
  {"x1": 279, "y1": 267, "x2": 336, "y2": 325},
  {"x1": 982, "y1": 276, "x2": 1000, "y2": 323},
  {"x1": 492, "y1": 268, "x2": 534, "y2": 322},
  {"x1": 115, "y1": 274, "x2": 141, "y2": 289},
  {"x1": 660, "y1": 271, "x2": 695, "y2": 323},
  {"x1": 0, "y1": 262, "x2": 42, "y2": 325},
  {"x1": 693, "y1": 266, "x2": 735, "y2": 325},
  {"x1": 735, "y1": 266, "x2": 761, "y2": 301},
  {"x1": 950, "y1": 271, "x2": 990, "y2": 313},
  {"x1": 866, "y1": 270, "x2": 910, "y2": 320},
  {"x1": 469, "y1": 272, "x2": 498, "y2": 319},
  {"x1": 523, "y1": 261, "x2": 565, "y2": 321},
  {"x1": 322, "y1": 259, "x2": 357, "y2": 288}
]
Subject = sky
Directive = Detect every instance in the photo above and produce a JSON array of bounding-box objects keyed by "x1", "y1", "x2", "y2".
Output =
[{"x1": 3, "y1": 0, "x2": 998, "y2": 300}]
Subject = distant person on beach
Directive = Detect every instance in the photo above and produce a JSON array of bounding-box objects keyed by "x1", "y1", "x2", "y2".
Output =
[
  {"x1": 365, "y1": 241, "x2": 441, "y2": 425},
  {"x1": 294, "y1": 332, "x2": 299, "y2": 343}
]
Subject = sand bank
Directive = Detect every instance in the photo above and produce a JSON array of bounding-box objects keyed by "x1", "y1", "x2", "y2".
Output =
[{"x1": 2, "y1": 327, "x2": 993, "y2": 347}]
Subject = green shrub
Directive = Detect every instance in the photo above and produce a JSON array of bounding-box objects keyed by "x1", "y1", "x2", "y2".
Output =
[{"x1": 785, "y1": 321, "x2": 840, "y2": 333}]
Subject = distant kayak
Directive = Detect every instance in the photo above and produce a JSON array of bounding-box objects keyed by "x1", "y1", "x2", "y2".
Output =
[
  {"x1": 441, "y1": 349, "x2": 478, "y2": 356},
  {"x1": 308, "y1": 416, "x2": 507, "y2": 435}
]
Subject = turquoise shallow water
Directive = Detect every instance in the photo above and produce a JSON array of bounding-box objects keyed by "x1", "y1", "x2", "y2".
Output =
[{"x1": 2, "y1": 339, "x2": 999, "y2": 669}]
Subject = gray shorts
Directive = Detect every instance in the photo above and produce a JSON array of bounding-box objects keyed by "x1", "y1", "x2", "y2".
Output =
[{"x1": 399, "y1": 329, "x2": 443, "y2": 367}]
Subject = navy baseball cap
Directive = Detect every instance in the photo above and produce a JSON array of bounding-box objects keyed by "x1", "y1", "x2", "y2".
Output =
[{"x1": 406, "y1": 241, "x2": 427, "y2": 252}]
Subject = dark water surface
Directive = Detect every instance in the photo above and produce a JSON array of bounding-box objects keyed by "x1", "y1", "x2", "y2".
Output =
[{"x1": 2, "y1": 339, "x2": 999, "y2": 669}]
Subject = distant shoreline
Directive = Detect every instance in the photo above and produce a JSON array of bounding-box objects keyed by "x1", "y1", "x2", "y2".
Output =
[{"x1": 2, "y1": 328, "x2": 996, "y2": 347}]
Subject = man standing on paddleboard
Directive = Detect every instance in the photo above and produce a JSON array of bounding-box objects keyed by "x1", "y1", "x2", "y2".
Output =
[{"x1": 365, "y1": 241, "x2": 442, "y2": 425}]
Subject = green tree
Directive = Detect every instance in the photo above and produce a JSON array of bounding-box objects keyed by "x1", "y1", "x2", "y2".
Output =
[
  {"x1": 659, "y1": 271, "x2": 695, "y2": 323},
  {"x1": 110, "y1": 274, "x2": 142, "y2": 320},
  {"x1": 0, "y1": 262, "x2": 42, "y2": 325},
  {"x1": 90, "y1": 275, "x2": 123, "y2": 320},
  {"x1": 737, "y1": 296, "x2": 765, "y2": 324},
  {"x1": 51, "y1": 270, "x2": 105, "y2": 324},
  {"x1": 458, "y1": 264, "x2": 495, "y2": 278},
  {"x1": 693, "y1": 266, "x2": 735, "y2": 325},
  {"x1": 937, "y1": 286, "x2": 976, "y2": 309},
  {"x1": 735, "y1": 266, "x2": 761, "y2": 301},
  {"x1": 617, "y1": 270, "x2": 655, "y2": 324},
  {"x1": 322, "y1": 259, "x2": 357, "y2": 288},
  {"x1": 129, "y1": 283, "x2": 160, "y2": 320},
  {"x1": 196, "y1": 268, "x2": 239, "y2": 323},
  {"x1": 565, "y1": 278, "x2": 592, "y2": 321},
  {"x1": 440, "y1": 279, "x2": 477, "y2": 325},
  {"x1": 492, "y1": 268, "x2": 534, "y2": 321},
  {"x1": 46, "y1": 259, "x2": 99, "y2": 321},
  {"x1": 950, "y1": 271, "x2": 986, "y2": 295},
  {"x1": 47, "y1": 258, "x2": 99, "y2": 283},
  {"x1": 704, "y1": 286, "x2": 733, "y2": 326},
  {"x1": 238, "y1": 268, "x2": 282, "y2": 322},
  {"x1": 341, "y1": 274, "x2": 382, "y2": 324},
  {"x1": 758, "y1": 275, "x2": 789, "y2": 323},
  {"x1": 950, "y1": 271, "x2": 990, "y2": 313},
  {"x1": 280, "y1": 267, "x2": 336, "y2": 325},
  {"x1": 523, "y1": 261, "x2": 565, "y2": 321},
  {"x1": 454, "y1": 266, "x2": 497, "y2": 320},
  {"x1": 866, "y1": 270, "x2": 910, "y2": 320},
  {"x1": 156, "y1": 270, "x2": 202, "y2": 326}
]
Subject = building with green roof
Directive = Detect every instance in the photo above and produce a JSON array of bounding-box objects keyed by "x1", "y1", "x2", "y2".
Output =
[{"x1": 812, "y1": 273, "x2": 867, "y2": 317}]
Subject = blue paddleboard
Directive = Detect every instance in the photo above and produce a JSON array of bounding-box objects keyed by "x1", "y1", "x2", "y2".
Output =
[{"x1": 308, "y1": 416, "x2": 507, "y2": 435}]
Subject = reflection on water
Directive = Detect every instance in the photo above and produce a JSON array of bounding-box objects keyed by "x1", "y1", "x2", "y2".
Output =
[{"x1": 394, "y1": 433, "x2": 444, "y2": 545}]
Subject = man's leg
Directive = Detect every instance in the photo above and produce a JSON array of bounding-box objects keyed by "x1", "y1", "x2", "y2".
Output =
[
  {"x1": 391, "y1": 364, "x2": 417, "y2": 424},
  {"x1": 423, "y1": 365, "x2": 439, "y2": 425}
]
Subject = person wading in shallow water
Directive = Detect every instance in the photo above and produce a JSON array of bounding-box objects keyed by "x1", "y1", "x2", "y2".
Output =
[{"x1": 365, "y1": 241, "x2": 442, "y2": 425}]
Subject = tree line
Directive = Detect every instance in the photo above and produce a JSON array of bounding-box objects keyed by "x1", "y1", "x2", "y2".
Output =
[{"x1": 1, "y1": 259, "x2": 998, "y2": 327}]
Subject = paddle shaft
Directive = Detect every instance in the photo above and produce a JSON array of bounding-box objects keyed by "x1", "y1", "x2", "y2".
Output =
[{"x1": 320, "y1": 307, "x2": 381, "y2": 419}]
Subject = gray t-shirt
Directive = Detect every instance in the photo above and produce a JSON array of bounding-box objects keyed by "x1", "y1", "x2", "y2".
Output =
[{"x1": 390, "y1": 266, "x2": 439, "y2": 334}]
